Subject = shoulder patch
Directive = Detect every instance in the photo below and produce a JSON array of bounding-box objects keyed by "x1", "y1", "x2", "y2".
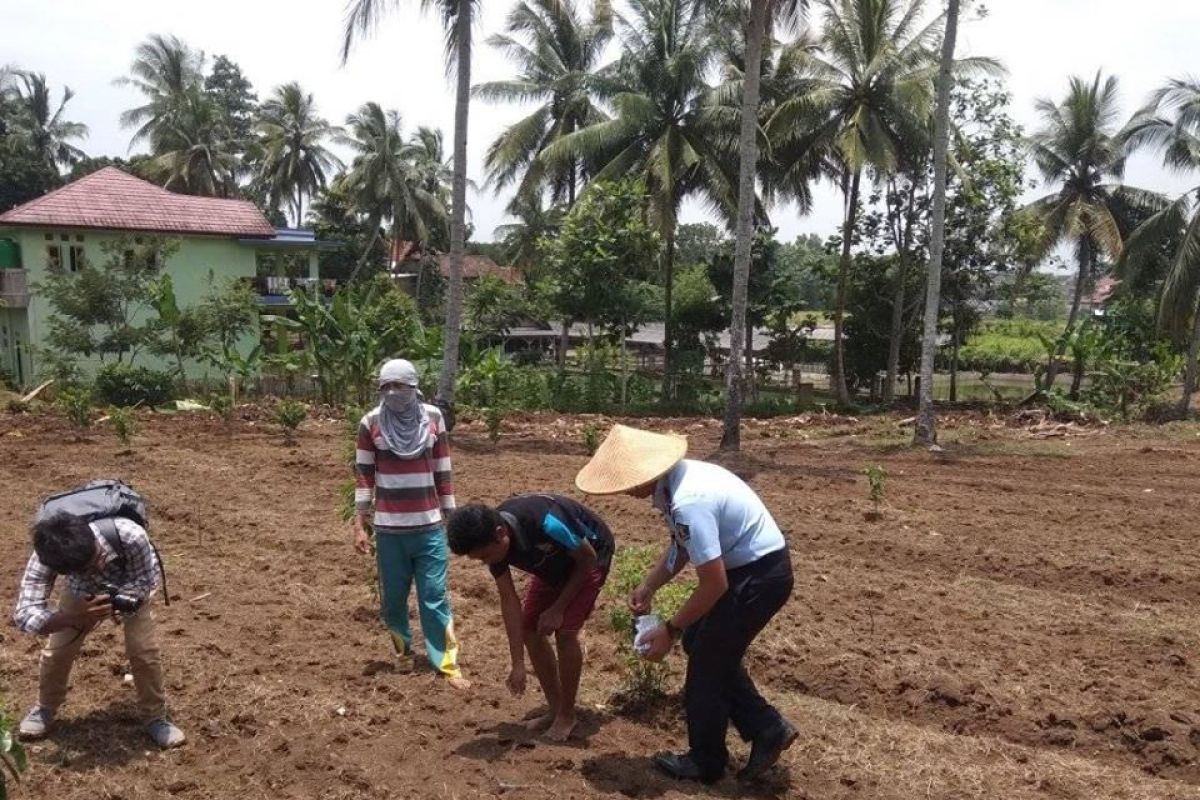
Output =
[{"x1": 673, "y1": 522, "x2": 691, "y2": 543}]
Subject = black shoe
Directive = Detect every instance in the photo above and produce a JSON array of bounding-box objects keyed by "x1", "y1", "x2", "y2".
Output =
[
  {"x1": 738, "y1": 719, "x2": 799, "y2": 781},
  {"x1": 653, "y1": 752, "x2": 722, "y2": 785}
]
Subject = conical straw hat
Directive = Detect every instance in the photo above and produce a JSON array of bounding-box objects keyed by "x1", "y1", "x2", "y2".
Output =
[{"x1": 575, "y1": 424, "x2": 688, "y2": 495}]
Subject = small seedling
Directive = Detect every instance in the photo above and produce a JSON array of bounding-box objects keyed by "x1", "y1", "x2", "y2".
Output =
[
  {"x1": 486, "y1": 406, "x2": 504, "y2": 443},
  {"x1": 109, "y1": 406, "x2": 138, "y2": 445},
  {"x1": 582, "y1": 422, "x2": 600, "y2": 454},
  {"x1": 58, "y1": 386, "x2": 93, "y2": 430},
  {"x1": 274, "y1": 400, "x2": 307, "y2": 445},
  {"x1": 863, "y1": 464, "x2": 888, "y2": 520}
]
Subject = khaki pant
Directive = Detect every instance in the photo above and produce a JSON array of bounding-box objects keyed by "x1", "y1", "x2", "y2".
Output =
[{"x1": 38, "y1": 589, "x2": 166, "y2": 720}]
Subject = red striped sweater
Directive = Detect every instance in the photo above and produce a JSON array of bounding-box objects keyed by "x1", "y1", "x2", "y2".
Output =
[{"x1": 355, "y1": 404, "x2": 455, "y2": 531}]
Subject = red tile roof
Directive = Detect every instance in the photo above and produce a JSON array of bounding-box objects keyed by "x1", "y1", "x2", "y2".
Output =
[
  {"x1": 391, "y1": 239, "x2": 521, "y2": 285},
  {"x1": 436, "y1": 254, "x2": 522, "y2": 284},
  {"x1": 0, "y1": 167, "x2": 275, "y2": 237}
]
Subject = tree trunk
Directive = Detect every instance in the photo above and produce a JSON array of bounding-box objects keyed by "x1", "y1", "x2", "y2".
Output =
[
  {"x1": 1178, "y1": 289, "x2": 1200, "y2": 415},
  {"x1": 661, "y1": 227, "x2": 676, "y2": 401},
  {"x1": 436, "y1": 6, "x2": 473, "y2": 407},
  {"x1": 884, "y1": 258, "x2": 907, "y2": 403},
  {"x1": 913, "y1": 0, "x2": 959, "y2": 446},
  {"x1": 1070, "y1": 347, "x2": 1086, "y2": 399},
  {"x1": 720, "y1": 0, "x2": 767, "y2": 451},
  {"x1": 348, "y1": 225, "x2": 383, "y2": 284},
  {"x1": 949, "y1": 331, "x2": 959, "y2": 402},
  {"x1": 833, "y1": 170, "x2": 861, "y2": 407},
  {"x1": 558, "y1": 318, "x2": 570, "y2": 368},
  {"x1": 1045, "y1": 236, "x2": 1091, "y2": 390}
]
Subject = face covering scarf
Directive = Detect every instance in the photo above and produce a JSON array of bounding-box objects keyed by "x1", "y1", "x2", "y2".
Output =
[{"x1": 378, "y1": 385, "x2": 431, "y2": 457}]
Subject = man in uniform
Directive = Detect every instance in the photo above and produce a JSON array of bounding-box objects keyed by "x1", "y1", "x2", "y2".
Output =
[{"x1": 576, "y1": 424, "x2": 796, "y2": 784}]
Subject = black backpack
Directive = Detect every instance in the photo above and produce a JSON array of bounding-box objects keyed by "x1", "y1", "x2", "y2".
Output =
[{"x1": 37, "y1": 480, "x2": 169, "y2": 605}]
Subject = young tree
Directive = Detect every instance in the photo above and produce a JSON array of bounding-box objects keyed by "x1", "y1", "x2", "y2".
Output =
[
  {"x1": 34, "y1": 237, "x2": 172, "y2": 371},
  {"x1": 540, "y1": 179, "x2": 660, "y2": 398}
]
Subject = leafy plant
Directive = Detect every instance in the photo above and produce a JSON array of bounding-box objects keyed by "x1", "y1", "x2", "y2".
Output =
[
  {"x1": 863, "y1": 465, "x2": 888, "y2": 519},
  {"x1": 1, "y1": 704, "x2": 28, "y2": 800},
  {"x1": 274, "y1": 400, "x2": 308, "y2": 445},
  {"x1": 209, "y1": 393, "x2": 234, "y2": 423},
  {"x1": 58, "y1": 385, "x2": 93, "y2": 430},
  {"x1": 93, "y1": 362, "x2": 175, "y2": 408},
  {"x1": 582, "y1": 423, "x2": 599, "y2": 455},
  {"x1": 485, "y1": 406, "x2": 504, "y2": 443},
  {"x1": 604, "y1": 546, "x2": 695, "y2": 706},
  {"x1": 109, "y1": 406, "x2": 138, "y2": 445}
]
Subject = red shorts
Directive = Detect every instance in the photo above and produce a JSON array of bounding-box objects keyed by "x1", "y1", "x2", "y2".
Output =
[{"x1": 521, "y1": 567, "x2": 608, "y2": 634}]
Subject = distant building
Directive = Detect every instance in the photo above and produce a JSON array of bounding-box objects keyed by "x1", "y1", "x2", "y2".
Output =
[
  {"x1": 389, "y1": 239, "x2": 521, "y2": 292},
  {"x1": 0, "y1": 167, "x2": 329, "y2": 386}
]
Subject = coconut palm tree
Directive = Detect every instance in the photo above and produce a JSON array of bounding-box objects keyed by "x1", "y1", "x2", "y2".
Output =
[
  {"x1": 1122, "y1": 78, "x2": 1200, "y2": 413},
  {"x1": 343, "y1": 0, "x2": 477, "y2": 408},
  {"x1": 150, "y1": 88, "x2": 238, "y2": 197},
  {"x1": 912, "y1": 0, "x2": 960, "y2": 446},
  {"x1": 769, "y1": 0, "x2": 944, "y2": 405},
  {"x1": 1023, "y1": 72, "x2": 1162, "y2": 391},
  {"x1": 476, "y1": 0, "x2": 612, "y2": 206},
  {"x1": 546, "y1": 0, "x2": 742, "y2": 393},
  {"x1": 337, "y1": 103, "x2": 449, "y2": 279},
  {"x1": 255, "y1": 82, "x2": 342, "y2": 226},
  {"x1": 717, "y1": 0, "x2": 808, "y2": 450},
  {"x1": 12, "y1": 72, "x2": 88, "y2": 171},
  {"x1": 407, "y1": 125, "x2": 456, "y2": 247},
  {"x1": 115, "y1": 34, "x2": 205, "y2": 148}
]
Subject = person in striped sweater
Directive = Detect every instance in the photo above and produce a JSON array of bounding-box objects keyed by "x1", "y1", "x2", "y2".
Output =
[{"x1": 353, "y1": 359, "x2": 469, "y2": 690}]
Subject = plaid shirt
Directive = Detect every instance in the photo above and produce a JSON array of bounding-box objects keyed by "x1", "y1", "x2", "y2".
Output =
[{"x1": 12, "y1": 518, "x2": 161, "y2": 634}]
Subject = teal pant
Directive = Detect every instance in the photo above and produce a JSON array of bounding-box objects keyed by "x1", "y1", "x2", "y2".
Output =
[{"x1": 375, "y1": 528, "x2": 461, "y2": 678}]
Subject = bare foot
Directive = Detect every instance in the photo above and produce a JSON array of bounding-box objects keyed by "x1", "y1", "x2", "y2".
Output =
[
  {"x1": 523, "y1": 712, "x2": 556, "y2": 732},
  {"x1": 545, "y1": 715, "x2": 576, "y2": 742},
  {"x1": 445, "y1": 674, "x2": 472, "y2": 691}
]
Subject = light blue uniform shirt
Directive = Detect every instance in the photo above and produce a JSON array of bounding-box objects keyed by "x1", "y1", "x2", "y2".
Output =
[{"x1": 653, "y1": 459, "x2": 786, "y2": 571}]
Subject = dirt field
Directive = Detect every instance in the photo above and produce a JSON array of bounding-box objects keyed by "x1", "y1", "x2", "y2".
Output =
[{"x1": 2, "y1": 408, "x2": 1200, "y2": 800}]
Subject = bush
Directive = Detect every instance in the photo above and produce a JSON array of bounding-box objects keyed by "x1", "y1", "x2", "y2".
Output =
[
  {"x1": 93, "y1": 362, "x2": 175, "y2": 408},
  {"x1": 109, "y1": 406, "x2": 138, "y2": 444},
  {"x1": 604, "y1": 545, "x2": 695, "y2": 705},
  {"x1": 58, "y1": 385, "x2": 94, "y2": 429},
  {"x1": 274, "y1": 399, "x2": 308, "y2": 444}
]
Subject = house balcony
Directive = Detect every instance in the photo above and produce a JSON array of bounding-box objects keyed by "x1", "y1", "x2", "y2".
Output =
[
  {"x1": 0, "y1": 270, "x2": 29, "y2": 308},
  {"x1": 244, "y1": 276, "x2": 338, "y2": 306}
]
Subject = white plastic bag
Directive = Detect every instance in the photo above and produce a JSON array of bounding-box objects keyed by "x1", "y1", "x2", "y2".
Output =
[{"x1": 633, "y1": 614, "x2": 662, "y2": 657}]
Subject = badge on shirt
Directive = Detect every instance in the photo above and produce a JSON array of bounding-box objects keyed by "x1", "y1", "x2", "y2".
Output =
[{"x1": 673, "y1": 522, "x2": 691, "y2": 543}]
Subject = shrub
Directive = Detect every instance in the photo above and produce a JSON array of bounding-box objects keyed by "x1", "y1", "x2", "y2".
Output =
[
  {"x1": 58, "y1": 386, "x2": 93, "y2": 429},
  {"x1": 109, "y1": 406, "x2": 138, "y2": 444},
  {"x1": 93, "y1": 362, "x2": 175, "y2": 408},
  {"x1": 274, "y1": 400, "x2": 307, "y2": 444},
  {"x1": 605, "y1": 545, "x2": 695, "y2": 705}
]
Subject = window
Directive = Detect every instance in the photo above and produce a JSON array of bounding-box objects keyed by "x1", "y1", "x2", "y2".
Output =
[
  {"x1": 123, "y1": 250, "x2": 136, "y2": 268},
  {"x1": 43, "y1": 233, "x2": 53, "y2": 241},
  {"x1": 59, "y1": 234, "x2": 69, "y2": 242},
  {"x1": 68, "y1": 245, "x2": 86, "y2": 272},
  {"x1": 46, "y1": 244, "x2": 62, "y2": 271},
  {"x1": 75, "y1": 234, "x2": 84, "y2": 242}
]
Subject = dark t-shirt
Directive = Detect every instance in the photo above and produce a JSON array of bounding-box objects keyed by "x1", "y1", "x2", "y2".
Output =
[{"x1": 489, "y1": 494, "x2": 615, "y2": 586}]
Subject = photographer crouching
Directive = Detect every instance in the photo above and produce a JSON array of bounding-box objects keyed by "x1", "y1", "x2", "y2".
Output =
[{"x1": 11, "y1": 482, "x2": 185, "y2": 748}]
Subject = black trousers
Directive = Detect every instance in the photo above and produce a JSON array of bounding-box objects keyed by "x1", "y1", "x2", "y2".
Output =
[{"x1": 682, "y1": 547, "x2": 794, "y2": 776}]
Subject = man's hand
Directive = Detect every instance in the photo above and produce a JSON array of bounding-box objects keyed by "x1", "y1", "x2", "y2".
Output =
[
  {"x1": 506, "y1": 666, "x2": 527, "y2": 696},
  {"x1": 640, "y1": 623, "x2": 674, "y2": 662},
  {"x1": 629, "y1": 584, "x2": 654, "y2": 615},
  {"x1": 76, "y1": 595, "x2": 113, "y2": 627},
  {"x1": 537, "y1": 606, "x2": 565, "y2": 635},
  {"x1": 353, "y1": 519, "x2": 371, "y2": 555}
]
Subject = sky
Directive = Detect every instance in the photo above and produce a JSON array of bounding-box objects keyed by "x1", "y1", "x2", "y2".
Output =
[{"x1": 5, "y1": 0, "x2": 1200, "y2": 245}]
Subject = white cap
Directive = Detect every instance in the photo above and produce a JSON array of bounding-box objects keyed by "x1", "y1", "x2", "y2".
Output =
[{"x1": 379, "y1": 359, "x2": 419, "y2": 387}]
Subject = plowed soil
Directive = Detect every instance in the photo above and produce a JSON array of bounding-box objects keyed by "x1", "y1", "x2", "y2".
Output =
[{"x1": 2, "y1": 409, "x2": 1199, "y2": 800}]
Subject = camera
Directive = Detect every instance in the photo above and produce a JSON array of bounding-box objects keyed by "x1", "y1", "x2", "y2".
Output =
[{"x1": 108, "y1": 591, "x2": 144, "y2": 615}]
